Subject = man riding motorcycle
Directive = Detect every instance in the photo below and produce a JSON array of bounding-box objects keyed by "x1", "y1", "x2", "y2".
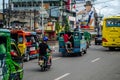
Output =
[{"x1": 38, "y1": 36, "x2": 52, "y2": 65}]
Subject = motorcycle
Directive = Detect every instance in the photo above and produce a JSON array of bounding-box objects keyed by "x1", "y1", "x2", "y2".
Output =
[{"x1": 38, "y1": 51, "x2": 52, "y2": 71}]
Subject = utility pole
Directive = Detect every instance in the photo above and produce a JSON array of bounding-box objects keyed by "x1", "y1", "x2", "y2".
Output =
[
  {"x1": 41, "y1": 0, "x2": 44, "y2": 37},
  {"x1": 3, "y1": 0, "x2": 5, "y2": 26},
  {"x1": 8, "y1": 0, "x2": 11, "y2": 27}
]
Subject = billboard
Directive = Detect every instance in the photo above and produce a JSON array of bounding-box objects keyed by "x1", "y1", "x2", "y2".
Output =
[{"x1": 76, "y1": 1, "x2": 95, "y2": 31}]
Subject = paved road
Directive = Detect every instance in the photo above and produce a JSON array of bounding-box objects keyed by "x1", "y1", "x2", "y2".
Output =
[{"x1": 23, "y1": 42, "x2": 120, "y2": 80}]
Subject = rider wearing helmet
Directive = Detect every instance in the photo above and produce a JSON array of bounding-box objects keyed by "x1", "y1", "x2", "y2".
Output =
[{"x1": 38, "y1": 36, "x2": 52, "y2": 65}]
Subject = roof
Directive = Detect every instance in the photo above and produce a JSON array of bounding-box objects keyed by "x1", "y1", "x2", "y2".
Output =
[{"x1": 104, "y1": 16, "x2": 120, "y2": 20}]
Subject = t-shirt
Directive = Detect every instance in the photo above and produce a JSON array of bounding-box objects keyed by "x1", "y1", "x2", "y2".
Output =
[
  {"x1": 39, "y1": 43, "x2": 48, "y2": 55},
  {"x1": 63, "y1": 34, "x2": 69, "y2": 42}
]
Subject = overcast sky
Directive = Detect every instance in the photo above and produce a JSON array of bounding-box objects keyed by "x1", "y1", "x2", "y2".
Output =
[
  {"x1": 0, "y1": 0, "x2": 8, "y2": 9},
  {"x1": 94, "y1": 0, "x2": 120, "y2": 17},
  {"x1": 0, "y1": 0, "x2": 120, "y2": 17}
]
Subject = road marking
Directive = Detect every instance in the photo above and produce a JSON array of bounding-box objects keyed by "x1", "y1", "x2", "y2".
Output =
[
  {"x1": 91, "y1": 58, "x2": 100, "y2": 62},
  {"x1": 53, "y1": 57, "x2": 61, "y2": 61},
  {"x1": 54, "y1": 73, "x2": 70, "y2": 80}
]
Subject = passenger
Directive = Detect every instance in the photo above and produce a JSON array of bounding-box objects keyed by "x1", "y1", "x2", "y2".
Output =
[
  {"x1": 59, "y1": 33, "x2": 64, "y2": 40},
  {"x1": 63, "y1": 31, "x2": 72, "y2": 53},
  {"x1": 69, "y1": 33, "x2": 74, "y2": 48}
]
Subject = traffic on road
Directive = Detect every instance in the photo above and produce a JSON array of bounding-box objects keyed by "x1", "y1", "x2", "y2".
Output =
[{"x1": 0, "y1": 0, "x2": 120, "y2": 80}]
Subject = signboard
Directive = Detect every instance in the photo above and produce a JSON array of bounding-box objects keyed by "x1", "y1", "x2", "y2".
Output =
[{"x1": 76, "y1": 1, "x2": 95, "y2": 31}]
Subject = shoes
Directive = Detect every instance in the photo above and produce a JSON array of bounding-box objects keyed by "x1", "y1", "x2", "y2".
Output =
[{"x1": 47, "y1": 62, "x2": 51, "y2": 65}]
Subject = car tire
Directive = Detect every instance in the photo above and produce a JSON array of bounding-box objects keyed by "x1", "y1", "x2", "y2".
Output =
[
  {"x1": 109, "y1": 47, "x2": 115, "y2": 51},
  {"x1": 84, "y1": 49, "x2": 87, "y2": 54}
]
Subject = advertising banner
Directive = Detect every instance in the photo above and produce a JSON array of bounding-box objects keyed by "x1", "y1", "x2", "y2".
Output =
[{"x1": 76, "y1": 1, "x2": 95, "y2": 31}]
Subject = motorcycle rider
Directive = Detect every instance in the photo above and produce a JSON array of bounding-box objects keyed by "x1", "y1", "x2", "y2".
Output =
[{"x1": 38, "y1": 36, "x2": 52, "y2": 65}]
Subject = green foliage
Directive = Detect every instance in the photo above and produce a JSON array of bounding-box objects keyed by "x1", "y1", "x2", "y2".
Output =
[
  {"x1": 64, "y1": 16, "x2": 70, "y2": 32},
  {"x1": 55, "y1": 21, "x2": 60, "y2": 33}
]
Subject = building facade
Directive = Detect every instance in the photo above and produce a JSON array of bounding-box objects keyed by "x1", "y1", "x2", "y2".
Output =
[{"x1": 0, "y1": 12, "x2": 3, "y2": 24}]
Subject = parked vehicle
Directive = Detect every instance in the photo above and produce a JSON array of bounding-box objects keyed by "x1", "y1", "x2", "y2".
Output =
[
  {"x1": 95, "y1": 34, "x2": 102, "y2": 45},
  {"x1": 58, "y1": 31, "x2": 87, "y2": 56},
  {"x1": 11, "y1": 30, "x2": 39, "y2": 61},
  {"x1": 0, "y1": 29, "x2": 23, "y2": 80},
  {"x1": 102, "y1": 16, "x2": 120, "y2": 50}
]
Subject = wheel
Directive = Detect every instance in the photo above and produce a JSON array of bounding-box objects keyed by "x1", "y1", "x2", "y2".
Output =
[
  {"x1": 47, "y1": 59, "x2": 52, "y2": 69},
  {"x1": 14, "y1": 76, "x2": 20, "y2": 80},
  {"x1": 40, "y1": 62, "x2": 46, "y2": 71},
  {"x1": 84, "y1": 49, "x2": 87, "y2": 54},
  {"x1": 40, "y1": 67, "x2": 44, "y2": 71},
  {"x1": 79, "y1": 52, "x2": 84, "y2": 56},
  {"x1": 109, "y1": 47, "x2": 115, "y2": 51}
]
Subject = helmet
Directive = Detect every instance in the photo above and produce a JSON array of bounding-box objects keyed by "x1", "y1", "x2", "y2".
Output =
[{"x1": 43, "y1": 36, "x2": 48, "y2": 41}]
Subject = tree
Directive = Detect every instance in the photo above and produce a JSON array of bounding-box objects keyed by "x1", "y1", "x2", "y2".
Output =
[
  {"x1": 64, "y1": 16, "x2": 70, "y2": 32},
  {"x1": 55, "y1": 21, "x2": 60, "y2": 34}
]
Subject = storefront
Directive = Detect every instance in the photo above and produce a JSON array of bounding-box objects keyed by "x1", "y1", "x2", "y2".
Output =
[{"x1": 44, "y1": 22, "x2": 56, "y2": 40}]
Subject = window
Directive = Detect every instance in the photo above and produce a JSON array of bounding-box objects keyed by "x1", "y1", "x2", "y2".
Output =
[
  {"x1": 18, "y1": 36, "x2": 23, "y2": 43},
  {"x1": 25, "y1": 36, "x2": 31, "y2": 42},
  {"x1": 106, "y1": 19, "x2": 120, "y2": 27}
]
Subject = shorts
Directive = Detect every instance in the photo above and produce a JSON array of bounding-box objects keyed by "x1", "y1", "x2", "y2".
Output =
[
  {"x1": 65, "y1": 41, "x2": 71, "y2": 44},
  {"x1": 39, "y1": 52, "x2": 50, "y2": 58}
]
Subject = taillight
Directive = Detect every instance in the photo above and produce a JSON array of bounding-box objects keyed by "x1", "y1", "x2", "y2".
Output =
[{"x1": 102, "y1": 38, "x2": 108, "y2": 42}]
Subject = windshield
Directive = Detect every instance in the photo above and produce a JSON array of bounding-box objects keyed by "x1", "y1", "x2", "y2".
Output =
[
  {"x1": 26, "y1": 36, "x2": 36, "y2": 43},
  {"x1": 106, "y1": 18, "x2": 120, "y2": 27},
  {"x1": 25, "y1": 36, "x2": 31, "y2": 42},
  {"x1": 18, "y1": 35, "x2": 23, "y2": 43}
]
